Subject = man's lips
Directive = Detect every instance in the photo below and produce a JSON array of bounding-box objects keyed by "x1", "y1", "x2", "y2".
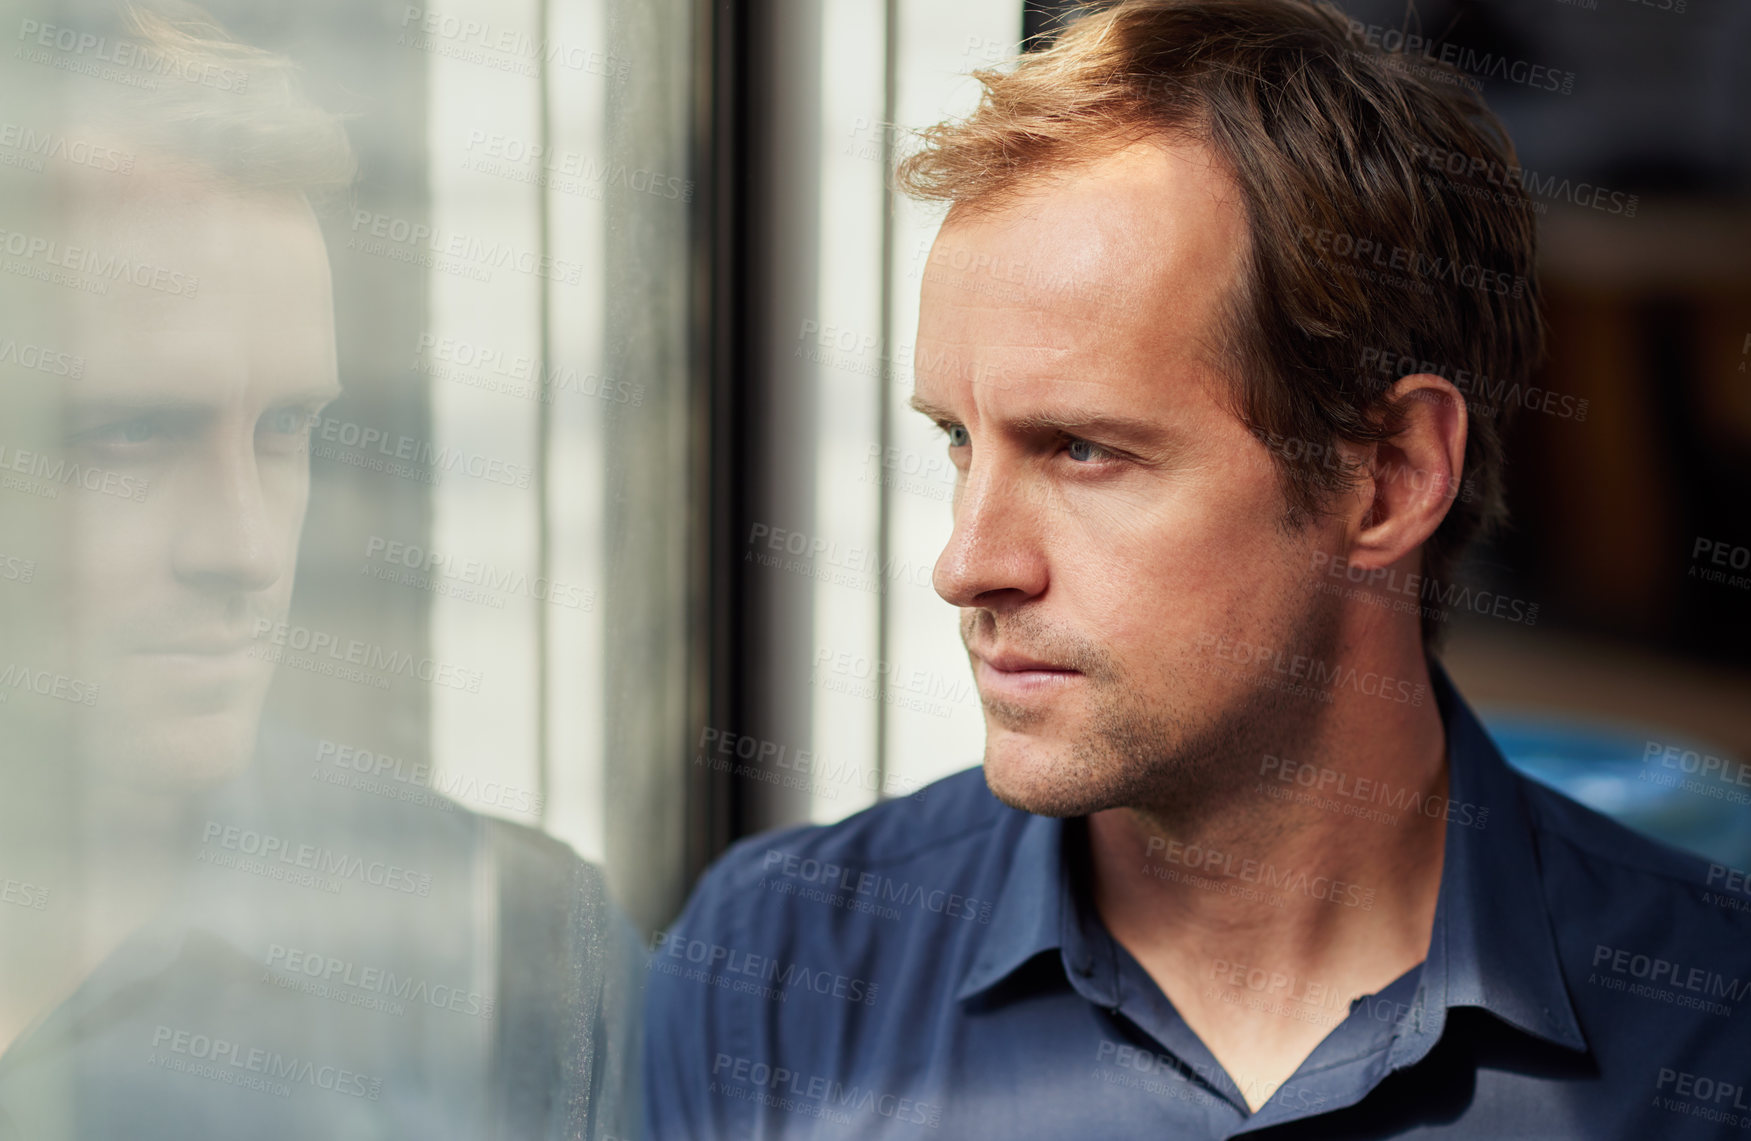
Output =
[
  {"x1": 970, "y1": 647, "x2": 1082, "y2": 701},
  {"x1": 129, "y1": 633, "x2": 266, "y2": 685},
  {"x1": 975, "y1": 650, "x2": 1079, "y2": 674}
]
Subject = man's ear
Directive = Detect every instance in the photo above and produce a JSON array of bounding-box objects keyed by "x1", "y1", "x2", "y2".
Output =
[{"x1": 1346, "y1": 373, "x2": 1467, "y2": 569}]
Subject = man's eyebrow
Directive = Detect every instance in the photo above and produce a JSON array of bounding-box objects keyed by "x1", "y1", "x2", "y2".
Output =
[
  {"x1": 907, "y1": 394, "x2": 957, "y2": 423},
  {"x1": 1006, "y1": 410, "x2": 1169, "y2": 445},
  {"x1": 67, "y1": 384, "x2": 344, "y2": 417},
  {"x1": 905, "y1": 396, "x2": 1175, "y2": 455}
]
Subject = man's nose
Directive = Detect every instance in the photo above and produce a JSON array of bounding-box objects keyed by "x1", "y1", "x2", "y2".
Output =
[
  {"x1": 171, "y1": 442, "x2": 286, "y2": 593},
  {"x1": 932, "y1": 463, "x2": 1048, "y2": 609}
]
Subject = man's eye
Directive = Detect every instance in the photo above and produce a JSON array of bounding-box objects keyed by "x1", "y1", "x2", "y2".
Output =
[
  {"x1": 118, "y1": 418, "x2": 158, "y2": 443},
  {"x1": 80, "y1": 416, "x2": 161, "y2": 446},
  {"x1": 945, "y1": 424, "x2": 970, "y2": 447},
  {"x1": 1065, "y1": 437, "x2": 1105, "y2": 463}
]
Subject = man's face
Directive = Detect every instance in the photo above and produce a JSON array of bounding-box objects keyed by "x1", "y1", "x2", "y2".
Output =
[
  {"x1": 913, "y1": 138, "x2": 1345, "y2": 819},
  {"x1": 56, "y1": 166, "x2": 338, "y2": 788}
]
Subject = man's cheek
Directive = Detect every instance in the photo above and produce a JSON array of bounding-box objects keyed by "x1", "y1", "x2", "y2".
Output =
[
  {"x1": 61, "y1": 505, "x2": 175, "y2": 660},
  {"x1": 69, "y1": 491, "x2": 172, "y2": 580}
]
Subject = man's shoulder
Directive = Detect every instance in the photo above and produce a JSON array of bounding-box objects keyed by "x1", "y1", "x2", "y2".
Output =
[
  {"x1": 678, "y1": 765, "x2": 1014, "y2": 932},
  {"x1": 1515, "y1": 767, "x2": 1737, "y2": 896},
  {"x1": 1504, "y1": 767, "x2": 1751, "y2": 1093},
  {"x1": 1513, "y1": 767, "x2": 1751, "y2": 976}
]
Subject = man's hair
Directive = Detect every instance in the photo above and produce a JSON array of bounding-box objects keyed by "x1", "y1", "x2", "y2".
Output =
[
  {"x1": 896, "y1": 0, "x2": 1542, "y2": 649},
  {"x1": 48, "y1": 0, "x2": 356, "y2": 200}
]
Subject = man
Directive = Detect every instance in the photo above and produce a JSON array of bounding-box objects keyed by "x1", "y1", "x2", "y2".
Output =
[
  {"x1": 0, "y1": 4, "x2": 637, "y2": 1137},
  {"x1": 645, "y1": 1, "x2": 1748, "y2": 1136}
]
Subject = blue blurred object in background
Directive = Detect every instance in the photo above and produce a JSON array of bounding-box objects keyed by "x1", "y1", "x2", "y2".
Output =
[{"x1": 1482, "y1": 711, "x2": 1751, "y2": 869}]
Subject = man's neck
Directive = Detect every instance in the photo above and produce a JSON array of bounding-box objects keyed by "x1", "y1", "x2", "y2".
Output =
[{"x1": 1085, "y1": 651, "x2": 1450, "y2": 1112}]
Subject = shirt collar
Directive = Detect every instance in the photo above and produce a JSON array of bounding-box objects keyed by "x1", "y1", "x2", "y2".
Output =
[
  {"x1": 954, "y1": 804, "x2": 1067, "y2": 1002},
  {"x1": 954, "y1": 660, "x2": 1589, "y2": 1055},
  {"x1": 1407, "y1": 658, "x2": 1587, "y2": 1054}
]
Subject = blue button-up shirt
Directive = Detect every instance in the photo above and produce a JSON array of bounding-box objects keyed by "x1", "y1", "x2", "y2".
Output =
[{"x1": 646, "y1": 667, "x2": 1751, "y2": 1138}]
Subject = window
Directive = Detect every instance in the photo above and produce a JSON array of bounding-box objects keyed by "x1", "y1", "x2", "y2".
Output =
[{"x1": 0, "y1": 0, "x2": 692, "y2": 1133}]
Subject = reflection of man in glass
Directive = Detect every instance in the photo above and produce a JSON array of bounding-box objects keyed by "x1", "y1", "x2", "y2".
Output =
[
  {"x1": 58, "y1": 85, "x2": 340, "y2": 797},
  {"x1": 0, "y1": 5, "x2": 637, "y2": 1138}
]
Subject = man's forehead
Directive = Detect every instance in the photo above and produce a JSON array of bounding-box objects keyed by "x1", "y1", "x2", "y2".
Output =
[
  {"x1": 60, "y1": 269, "x2": 335, "y2": 399},
  {"x1": 914, "y1": 137, "x2": 1246, "y2": 417},
  {"x1": 56, "y1": 159, "x2": 335, "y2": 294},
  {"x1": 920, "y1": 137, "x2": 1246, "y2": 322},
  {"x1": 45, "y1": 171, "x2": 339, "y2": 409}
]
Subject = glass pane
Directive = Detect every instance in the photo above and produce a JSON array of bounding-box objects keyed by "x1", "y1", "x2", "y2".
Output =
[{"x1": 0, "y1": 0, "x2": 691, "y2": 1134}]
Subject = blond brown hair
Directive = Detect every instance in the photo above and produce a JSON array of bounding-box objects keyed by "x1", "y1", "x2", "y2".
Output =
[
  {"x1": 898, "y1": 0, "x2": 1541, "y2": 649},
  {"x1": 51, "y1": 0, "x2": 356, "y2": 200}
]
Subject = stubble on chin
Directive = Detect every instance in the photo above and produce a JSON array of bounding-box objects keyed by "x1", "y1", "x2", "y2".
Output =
[
  {"x1": 981, "y1": 668, "x2": 1220, "y2": 819},
  {"x1": 975, "y1": 599, "x2": 1341, "y2": 826}
]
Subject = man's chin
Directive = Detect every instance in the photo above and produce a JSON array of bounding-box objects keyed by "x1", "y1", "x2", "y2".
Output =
[
  {"x1": 980, "y1": 730, "x2": 1111, "y2": 818},
  {"x1": 80, "y1": 711, "x2": 257, "y2": 792}
]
